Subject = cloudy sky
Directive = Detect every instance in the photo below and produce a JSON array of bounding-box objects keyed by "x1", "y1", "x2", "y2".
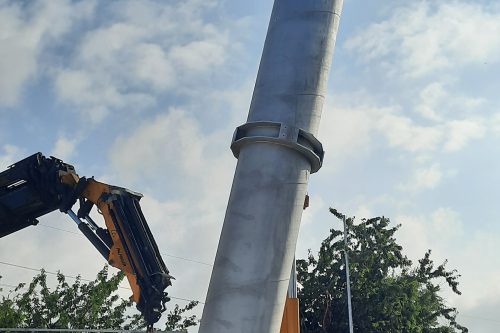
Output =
[{"x1": 1, "y1": 0, "x2": 500, "y2": 331}]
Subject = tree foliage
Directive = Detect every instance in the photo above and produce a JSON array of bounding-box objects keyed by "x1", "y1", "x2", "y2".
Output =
[
  {"x1": 0, "y1": 266, "x2": 133, "y2": 329},
  {"x1": 297, "y1": 208, "x2": 468, "y2": 333},
  {"x1": 165, "y1": 301, "x2": 200, "y2": 332},
  {"x1": 0, "y1": 265, "x2": 199, "y2": 331}
]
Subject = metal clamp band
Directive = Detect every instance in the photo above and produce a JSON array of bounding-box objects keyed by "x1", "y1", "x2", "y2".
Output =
[{"x1": 230, "y1": 121, "x2": 324, "y2": 173}]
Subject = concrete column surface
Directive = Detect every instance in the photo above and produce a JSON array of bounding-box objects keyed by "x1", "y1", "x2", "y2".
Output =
[{"x1": 199, "y1": 1, "x2": 343, "y2": 332}]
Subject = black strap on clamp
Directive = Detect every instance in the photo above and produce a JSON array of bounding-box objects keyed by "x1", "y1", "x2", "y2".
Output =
[{"x1": 230, "y1": 121, "x2": 324, "y2": 173}]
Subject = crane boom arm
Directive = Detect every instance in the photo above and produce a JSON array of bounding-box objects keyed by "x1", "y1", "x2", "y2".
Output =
[{"x1": 0, "y1": 153, "x2": 172, "y2": 326}]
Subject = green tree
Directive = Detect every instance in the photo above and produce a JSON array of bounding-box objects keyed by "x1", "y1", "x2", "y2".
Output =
[
  {"x1": 0, "y1": 266, "x2": 132, "y2": 329},
  {"x1": 165, "y1": 301, "x2": 200, "y2": 332},
  {"x1": 0, "y1": 283, "x2": 23, "y2": 328},
  {"x1": 0, "y1": 266, "x2": 199, "y2": 331},
  {"x1": 297, "y1": 208, "x2": 468, "y2": 333}
]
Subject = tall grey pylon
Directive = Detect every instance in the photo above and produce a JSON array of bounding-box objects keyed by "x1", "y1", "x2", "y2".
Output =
[{"x1": 199, "y1": 1, "x2": 344, "y2": 332}]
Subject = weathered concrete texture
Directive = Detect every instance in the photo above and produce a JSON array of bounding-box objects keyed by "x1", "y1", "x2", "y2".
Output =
[{"x1": 199, "y1": 1, "x2": 343, "y2": 332}]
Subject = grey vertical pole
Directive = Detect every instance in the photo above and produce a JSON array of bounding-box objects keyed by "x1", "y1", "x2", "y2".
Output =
[
  {"x1": 287, "y1": 257, "x2": 297, "y2": 298},
  {"x1": 199, "y1": 1, "x2": 344, "y2": 332},
  {"x1": 343, "y1": 216, "x2": 354, "y2": 333}
]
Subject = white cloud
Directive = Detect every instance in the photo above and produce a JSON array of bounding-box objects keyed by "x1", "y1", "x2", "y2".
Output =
[
  {"x1": 133, "y1": 44, "x2": 175, "y2": 91},
  {"x1": 396, "y1": 208, "x2": 500, "y2": 312},
  {"x1": 319, "y1": 89, "x2": 486, "y2": 176},
  {"x1": 50, "y1": 136, "x2": 79, "y2": 161},
  {"x1": 0, "y1": 0, "x2": 241, "y2": 125},
  {"x1": 0, "y1": 0, "x2": 95, "y2": 107},
  {"x1": 109, "y1": 108, "x2": 205, "y2": 186},
  {"x1": 399, "y1": 81, "x2": 488, "y2": 154},
  {"x1": 399, "y1": 163, "x2": 443, "y2": 192},
  {"x1": 491, "y1": 113, "x2": 500, "y2": 133},
  {"x1": 169, "y1": 36, "x2": 228, "y2": 74},
  {"x1": 52, "y1": 0, "x2": 235, "y2": 124},
  {"x1": 0, "y1": 144, "x2": 25, "y2": 169},
  {"x1": 416, "y1": 82, "x2": 485, "y2": 122},
  {"x1": 457, "y1": 297, "x2": 500, "y2": 332},
  {"x1": 396, "y1": 208, "x2": 464, "y2": 263},
  {"x1": 79, "y1": 23, "x2": 146, "y2": 63},
  {"x1": 429, "y1": 207, "x2": 463, "y2": 238},
  {"x1": 444, "y1": 118, "x2": 486, "y2": 152},
  {"x1": 54, "y1": 66, "x2": 157, "y2": 124},
  {"x1": 377, "y1": 112, "x2": 444, "y2": 152},
  {"x1": 319, "y1": 93, "x2": 443, "y2": 173},
  {"x1": 416, "y1": 82, "x2": 447, "y2": 121},
  {"x1": 346, "y1": 2, "x2": 500, "y2": 78},
  {"x1": 319, "y1": 99, "x2": 378, "y2": 165}
]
